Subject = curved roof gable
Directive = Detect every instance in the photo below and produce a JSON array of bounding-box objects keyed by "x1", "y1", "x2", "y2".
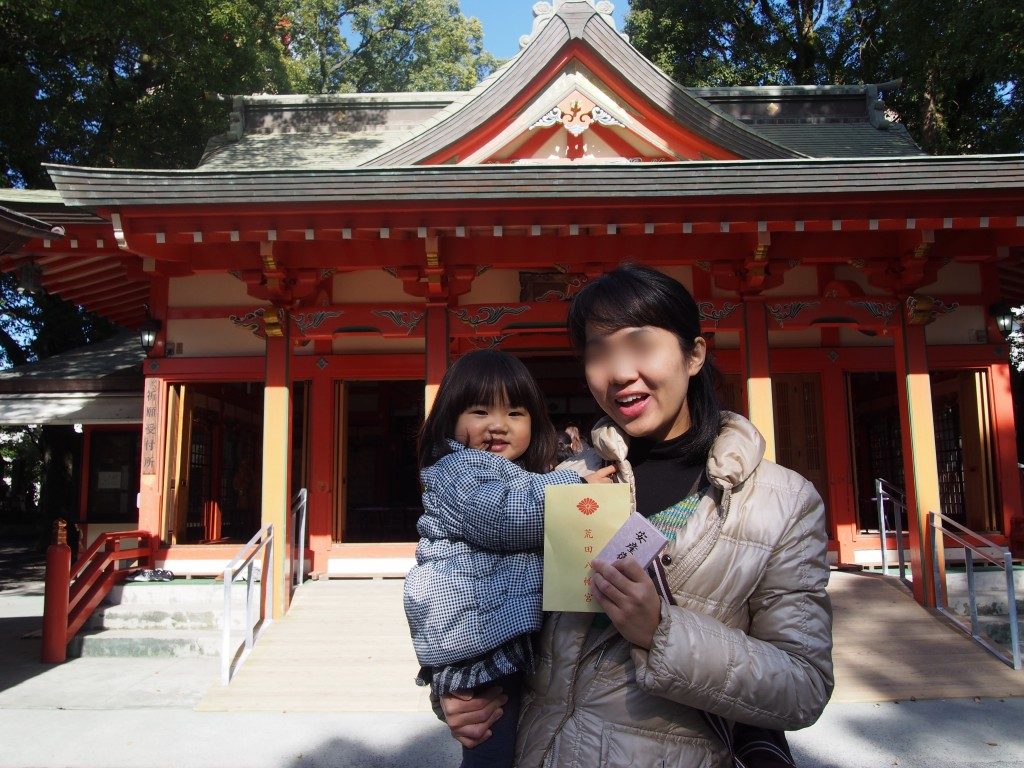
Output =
[
  {"x1": 467, "y1": 66, "x2": 716, "y2": 164},
  {"x1": 366, "y1": 0, "x2": 801, "y2": 166}
]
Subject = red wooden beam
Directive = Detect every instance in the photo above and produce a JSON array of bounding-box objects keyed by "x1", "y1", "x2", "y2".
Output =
[
  {"x1": 84, "y1": 291, "x2": 151, "y2": 314},
  {"x1": 33, "y1": 255, "x2": 109, "y2": 277},
  {"x1": 105, "y1": 192, "x2": 1024, "y2": 247},
  {"x1": 47, "y1": 266, "x2": 129, "y2": 294},
  {"x1": 45, "y1": 259, "x2": 126, "y2": 283},
  {"x1": 58, "y1": 283, "x2": 149, "y2": 307}
]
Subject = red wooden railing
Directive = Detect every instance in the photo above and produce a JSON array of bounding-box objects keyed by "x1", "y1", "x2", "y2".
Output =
[{"x1": 42, "y1": 519, "x2": 156, "y2": 663}]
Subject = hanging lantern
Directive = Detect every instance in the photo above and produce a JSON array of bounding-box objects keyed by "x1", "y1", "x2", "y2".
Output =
[{"x1": 989, "y1": 301, "x2": 1016, "y2": 339}]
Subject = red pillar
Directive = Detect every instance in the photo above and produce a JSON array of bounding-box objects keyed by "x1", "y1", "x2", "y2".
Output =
[
  {"x1": 893, "y1": 314, "x2": 942, "y2": 606},
  {"x1": 821, "y1": 363, "x2": 857, "y2": 565},
  {"x1": 741, "y1": 300, "x2": 776, "y2": 461},
  {"x1": 425, "y1": 304, "x2": 449, "y2": 415},
  {"x1": 41, "y1": 521, "x2": 71, "y2": 664},
  {"x1": 989, "y1": 361, "x2": 1022, "y2": 537},
  {"x1": 78, "y1": 428, "x2": 92, "y2": 549},
  {"x1": 261, "y1": 319, "x2": 293, "y2": 617},
  {"x1": 308, "y1": 373, "x2": 335, "y2": 574}
]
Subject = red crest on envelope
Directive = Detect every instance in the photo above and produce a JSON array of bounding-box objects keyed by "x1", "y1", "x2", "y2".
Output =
[{"x1": 577, "y1": 497, "x2": 599, "y2": 515}]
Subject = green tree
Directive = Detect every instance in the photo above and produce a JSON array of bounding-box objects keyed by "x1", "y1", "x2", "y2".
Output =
[
  {"x1": 856, "y1": 0, "x2": 1023, "y2": 154},
  {"x1": 283, "y1": 0, "x2": 497, "y2": 94},
  {"x1": 0, "y1": 273, "x2": 116, "y2": 369},
  {"x1": 0, "y1": 272, "x2": 114, "y2": 538},
  {"x1": 624, "y1": 0, "x2": 1023, "y2": 154},
  {"x1": 0, "y1": 425, "x2": 41, "y2": 526},
  {"x1": 624, "y1": 0, "x2": 861, "y2": 87},
  {"x1": 0, "y1": 0, "x2": 291, "y2": 187},
  {"x1": 0, "y1": 1, "x2": 500, "y2": 541}
]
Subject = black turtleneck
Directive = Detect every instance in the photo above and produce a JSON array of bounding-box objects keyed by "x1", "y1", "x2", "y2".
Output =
[{"x1": 627, "y1": 429, "x2": 709, "y2": 518}]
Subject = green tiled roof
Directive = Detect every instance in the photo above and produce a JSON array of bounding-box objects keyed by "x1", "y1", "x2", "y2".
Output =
[
  {"x1": 748, "y1": 122, "x2": 924, "y2": 158},
  {"x1": 200, "y1": 129, "x2": 422, "y2": 170},
  {"x1": 0, "y1": 188, "x2": 105, "y2": 225},
  {"x1": 197, "y1": 92, "x2": 466, "y2": 169},
  {"x1": 188, "y1": 5, "x2": 919, "y2": 170},
  {"x1": 45, "y1": 155, "x2": 1024, "y2": 208},
  {"x1": 0, "y1": 330, "x2": 143, "y2": 388}
]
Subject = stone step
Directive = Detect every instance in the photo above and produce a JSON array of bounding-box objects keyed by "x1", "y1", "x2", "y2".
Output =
[
  {"x1": 981, "y1": 617, "x2": 1024, "y2": 652},
  {"x1": 108, "y1": 581, "x2": 260, "y2": 607},
  {"x1": 84, "y1": 603, "x2": 250, "y2": 631},
  {"x1": 944, "y1": 567, "x2": 1024, "y2": 592},
  {"x1": 68, "y1": 629, "x2": 224, "y2": 658},
  {"x1": 943, "y1": 612, "x2": 1024, "y2": 655},
  {"x1": 67, "y1": 578, "x2": 270, "y2": 658},
  {"x1": 947, "y1": 592, "x2": 1024, "y2": 618}
]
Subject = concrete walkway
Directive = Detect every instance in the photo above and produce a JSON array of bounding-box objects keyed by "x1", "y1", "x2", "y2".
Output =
[
  {"x1": 198, "y1": 572, "x2": 1024, "y2": 710},
  {"x1": 198, "y1": 578, "x2": 429, "y2": 712},
  {"x1": 828, "y1": 571, "x2": 1022, "y2": 701},
  {"x1": 1, "y1": 563, "x2": 1022, "y2": 767}
]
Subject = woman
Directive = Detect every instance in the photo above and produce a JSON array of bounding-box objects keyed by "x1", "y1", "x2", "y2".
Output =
[{"x1": 441, "y1": 264, "x2": 834, "y2": 767}]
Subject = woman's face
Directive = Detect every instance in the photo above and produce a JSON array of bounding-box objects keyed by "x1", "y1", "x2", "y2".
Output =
[{"x1": 583, "y1": 323, "x2": 706, "y2": 442}]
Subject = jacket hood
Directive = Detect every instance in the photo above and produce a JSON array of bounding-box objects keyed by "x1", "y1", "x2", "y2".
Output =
[
  {"x1": 706, "y1": 412, "x2": 766, "y2": 491},
  {"x1": 589, "y1": 411, "x2": 766, "y2": 492}
]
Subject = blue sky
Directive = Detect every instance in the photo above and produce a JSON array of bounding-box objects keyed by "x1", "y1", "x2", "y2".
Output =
[{"x1": 459, "y1": 1, "x2": 628, "y2": 61}]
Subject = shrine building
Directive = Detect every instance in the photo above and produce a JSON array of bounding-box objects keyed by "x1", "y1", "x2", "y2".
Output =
[{"x1": 3, "y1": 0, "x2": 1024, "y2": 613}]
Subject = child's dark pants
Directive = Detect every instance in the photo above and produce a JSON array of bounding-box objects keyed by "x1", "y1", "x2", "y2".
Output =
[{"x1": 459, "y1": 673, "x2": 523, "y2": 768}]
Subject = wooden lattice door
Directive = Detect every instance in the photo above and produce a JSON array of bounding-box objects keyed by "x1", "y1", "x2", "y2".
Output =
[{"x1": 772, "y1": 374, "x2": 828, "y2": 517}]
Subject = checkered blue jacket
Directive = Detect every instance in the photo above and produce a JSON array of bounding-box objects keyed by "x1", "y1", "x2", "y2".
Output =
[{"x1": 403, "y1": 440, "x2": 581, "y2": 669}]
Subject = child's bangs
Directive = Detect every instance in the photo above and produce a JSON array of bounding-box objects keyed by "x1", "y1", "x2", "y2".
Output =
[
  {"x1": 455, "y1": 360, "x2": 533, "y2": 410},
  {"x1": 459, "y1": 374, "x2": 511, "y2": 409}
]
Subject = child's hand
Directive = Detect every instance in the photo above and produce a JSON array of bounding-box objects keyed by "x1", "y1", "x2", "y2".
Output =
[{"x1": 583, "y1": 465, "x2": 616, "y2": 484}]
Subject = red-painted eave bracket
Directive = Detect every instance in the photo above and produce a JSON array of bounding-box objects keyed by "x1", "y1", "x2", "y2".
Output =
[{"x1": 1, "y1": 227, "x2": 151, "y2": 326}]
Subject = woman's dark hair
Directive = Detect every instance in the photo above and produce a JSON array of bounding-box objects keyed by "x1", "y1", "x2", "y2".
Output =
[
  {"x1": 567, "y1": 264, "x2": 722, "y2": 455},
  {"x1": 417, "y1": 349, "x2": 559, "y2": 472}
]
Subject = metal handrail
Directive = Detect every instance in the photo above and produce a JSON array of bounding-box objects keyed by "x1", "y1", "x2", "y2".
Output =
[
  {"x1": 874, "y1": 477, "x2": 910, "y2": 585},
  {"x1": 220, "y1": 523, "x2": 274, "y2": 685},
  {"x1": 929, "y1": 511, "x2": 1021, "y2": 670},
  {"x1": 291, "y1": 488, "x2": 308, "y2": 588}
]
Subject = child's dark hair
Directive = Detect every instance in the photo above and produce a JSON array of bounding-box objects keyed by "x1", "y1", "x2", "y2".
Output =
[
  {"x1": 567, "y1": 264, "x2": 722, "y2": 456},
  {"x1": 418, "y1": 349, "x2": 559, "y2": 472}
]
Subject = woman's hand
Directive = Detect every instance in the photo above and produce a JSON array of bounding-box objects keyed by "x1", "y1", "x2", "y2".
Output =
[
  {"x1": 440, "y1": 686, "x2": 508, "y2": 748},
  {"x1": 590, "y1": 558, "x2": 662, "y2": 649},
  {"x1": 582, "y1": 465, "x2": 617, "y2": 484}
]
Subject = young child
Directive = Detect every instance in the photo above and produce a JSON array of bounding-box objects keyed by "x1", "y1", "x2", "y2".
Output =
[{"x1": 403, "y1": 349, "x2": 613, "y2": 768}]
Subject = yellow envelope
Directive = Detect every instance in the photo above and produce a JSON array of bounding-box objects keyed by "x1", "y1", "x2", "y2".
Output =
[{"x1": 543, "y1": 483, "x2": 631, "y2": 613}]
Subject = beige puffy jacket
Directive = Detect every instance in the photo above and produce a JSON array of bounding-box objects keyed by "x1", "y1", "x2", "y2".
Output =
[{"x1": 515, "y1": 412, "x2": 834, "y2": 768}]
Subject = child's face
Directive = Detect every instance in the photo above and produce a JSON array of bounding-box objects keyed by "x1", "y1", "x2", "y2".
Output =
[{"x1": 454, "y1": 400, "x2": 532, "y2": 462}]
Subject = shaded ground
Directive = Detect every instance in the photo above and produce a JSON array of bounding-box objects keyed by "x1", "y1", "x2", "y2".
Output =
[{"x1": 0, "y1": 543, "x2": 45, "y2": 594}]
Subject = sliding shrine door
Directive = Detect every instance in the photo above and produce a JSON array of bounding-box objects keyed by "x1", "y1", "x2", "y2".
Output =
[
  {"x1": 163, "y1": 384, "x2": 193, "y2": 544},
  {"x1": 162, "y1": 382, "x2": 265, "y2": 544},
  {"x1": 335, "y1": 379, "x2": 424, "y2": 543},
  {"x1": 772, "y1": 373, "x2": 829, "y2": 530}
]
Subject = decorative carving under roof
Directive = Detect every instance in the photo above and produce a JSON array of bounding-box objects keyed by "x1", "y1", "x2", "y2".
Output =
[
  {"x1": 520, "y1": 0, "x2": 625, "y2": 50},
  {"x1": 530, "y1": 93, "x2": 625, "y2": 137}
]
